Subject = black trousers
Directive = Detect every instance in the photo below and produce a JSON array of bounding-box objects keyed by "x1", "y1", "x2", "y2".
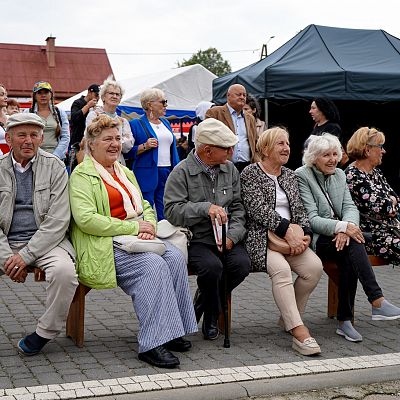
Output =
[
  {"x1": 316, "y1": 235, "x2": 383, "y2": 321},
  {"x1": 188, "y1": 242, "x2": 251, "y2": 315}
]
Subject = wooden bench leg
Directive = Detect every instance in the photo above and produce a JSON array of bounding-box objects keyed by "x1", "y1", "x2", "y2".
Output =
[
  {"x1": 324, "y1": 255, "x2": 385, "y2": 321},
  {"x1": 66, "y1": 283, "x2": 91, "y2": 347},
  {"x1": 218, "y1": 294, "x2": 231, "y2": 335},
  {"x1": 327, "y1": 277, "x2": 338, "y2": 319}
]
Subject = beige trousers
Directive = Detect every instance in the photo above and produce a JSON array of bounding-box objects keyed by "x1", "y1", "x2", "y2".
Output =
[
  {"x1": 8, "y1": 244, "x2": 78, "y2": 339},
  {"x1": 266, "y1": 247, "x2": 323, "y2": 331}
]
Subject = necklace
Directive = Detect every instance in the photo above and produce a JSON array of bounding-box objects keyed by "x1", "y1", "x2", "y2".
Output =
[{"x1": 150, "y1": 120, "x2": 161, "y2": 129}]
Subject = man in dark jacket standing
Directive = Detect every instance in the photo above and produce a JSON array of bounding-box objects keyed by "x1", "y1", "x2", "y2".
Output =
[
  {"x1": 164, "y1": 118, "x2": 250, "y2": 341},
  {"x1": 70, "y1": 84, "x2": 99, "y2": 146}
]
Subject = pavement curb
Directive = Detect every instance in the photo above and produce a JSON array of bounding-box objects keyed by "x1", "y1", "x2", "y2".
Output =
[{"x1": 2, "y1": 352, "x2": 400, "y2": 399}]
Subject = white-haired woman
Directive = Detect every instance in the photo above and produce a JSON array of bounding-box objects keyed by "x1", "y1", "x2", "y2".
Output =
[
  {"x1": 127, "y1": 88, "x2": 179, "y2": 221},
  {"x1": 296, "y1": 133, "x2": 400, "y2": 343},
  {"x1": 241, "y1": 127, "x2": 323, "y2": 356},
  {"x1": 86, "y1": 76, "x2": 134, "y2": 165},
  {"x1": 29, "y1": 81, "x2": 70, "y2": 160}
]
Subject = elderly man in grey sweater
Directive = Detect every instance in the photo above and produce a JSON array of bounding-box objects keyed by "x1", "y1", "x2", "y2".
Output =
[
  {"x1": 164, "y1": 118, "x2": 250, "y2": 341},
  {"x1": 0, "y1": 113, "x2": 78, "y2": 356}
]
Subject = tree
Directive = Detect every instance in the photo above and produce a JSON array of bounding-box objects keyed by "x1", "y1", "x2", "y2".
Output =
[{"x1": 178, "y1": 47, "x2": 231, "y2": 77}]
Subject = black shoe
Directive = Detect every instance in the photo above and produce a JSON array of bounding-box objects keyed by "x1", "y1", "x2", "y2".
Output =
[
  {"x1": 193, "y1": 289, "x2": 204, "y2": 323},
  {"x1": 138, "y1": 345, "x2": 180, "y2": 368},
  {"x1": 17, "y1": 332, "x2": 50, "y2": 356},
  {"x1": 164, "y1": 337, "x2": 192, "y2": 352},
  {"x1": 202, "y1": 312, "x2": 219, "y2": 340}
]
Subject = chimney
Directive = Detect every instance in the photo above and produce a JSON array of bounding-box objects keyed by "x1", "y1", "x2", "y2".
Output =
[{"x1": 46, "y1": 36, "x2": 56, "y2": 68}]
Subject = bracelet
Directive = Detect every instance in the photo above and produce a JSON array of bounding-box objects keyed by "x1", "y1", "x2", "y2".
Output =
[{"x1": 143, "y1": 143, "x2": 146, "y2": 150}]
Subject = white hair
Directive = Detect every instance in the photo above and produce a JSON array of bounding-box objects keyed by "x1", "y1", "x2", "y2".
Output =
[
  {"x1": 302, "y1": 133, "x2": 342, "y2": 167},
  {"x1": 140, "y1": 88, "x2": 165, "y2": 110},
  {"x1": 99, "y1": 75, "x2": 124, "y2": 100}
]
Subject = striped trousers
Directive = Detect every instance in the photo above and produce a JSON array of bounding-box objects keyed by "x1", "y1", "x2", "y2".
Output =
[{"x1": 114, "y1": 241, "x2": 198, "y2": 353}]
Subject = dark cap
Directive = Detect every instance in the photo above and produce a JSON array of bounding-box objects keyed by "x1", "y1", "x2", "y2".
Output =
[{"x1": 88, "y1": 84, "x2": 100, "y2": 93}]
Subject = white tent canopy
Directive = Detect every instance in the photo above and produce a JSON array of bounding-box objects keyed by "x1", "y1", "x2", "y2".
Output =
[{"x1": 57, "y1": 64, "x2": 217, "y2": 119}]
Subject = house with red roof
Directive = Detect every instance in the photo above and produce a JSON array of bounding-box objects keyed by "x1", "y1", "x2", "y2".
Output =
[{"x1": 0, "y1": 37, "x2": 113, "y2": 107}]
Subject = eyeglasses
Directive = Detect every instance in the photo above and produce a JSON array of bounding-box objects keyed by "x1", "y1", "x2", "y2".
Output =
[
  {"x1": 367, "y1": 143, "x2": 385, "y2": 149},
  {"x1": 152, "y1": 99, "x2": 168, "y2": 106},
  {"x1": 107, "y1": 92, "x2": 122, "y2": 98},
  {"x1": 210, "y1": 145, "x2": 232, "y2": 152}
]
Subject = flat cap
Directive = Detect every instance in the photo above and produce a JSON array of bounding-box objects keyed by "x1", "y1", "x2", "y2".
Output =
[
  {"x1": 195, "y1": 118, "x2": 238, "y2": 148},
  {"x1": 6, "y1": 113, "x2": 45, "y2": 132}
]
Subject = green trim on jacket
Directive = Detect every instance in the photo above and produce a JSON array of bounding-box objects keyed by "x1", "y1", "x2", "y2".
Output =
[{"x1": 69, "y1": 156, "x2": 156, "y2": 289}]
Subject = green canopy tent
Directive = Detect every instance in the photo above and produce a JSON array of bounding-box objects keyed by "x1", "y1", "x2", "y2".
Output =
[{"x1": 212, "y1": 25, "x2": 400, "y2": 189}]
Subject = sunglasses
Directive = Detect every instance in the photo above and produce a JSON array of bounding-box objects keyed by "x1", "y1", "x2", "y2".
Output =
[{"x1": 152, "y1": 99, "x2": 168, "y2": 106}]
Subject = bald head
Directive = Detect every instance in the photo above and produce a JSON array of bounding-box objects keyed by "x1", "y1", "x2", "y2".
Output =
[{"x1": 227, "y1": 84, "x2": 247, "y2": 113}]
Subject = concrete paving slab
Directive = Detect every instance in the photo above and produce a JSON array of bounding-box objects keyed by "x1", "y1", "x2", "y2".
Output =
[{"x1": 1, "y1": 266, "x2": 400, "y2": 399}]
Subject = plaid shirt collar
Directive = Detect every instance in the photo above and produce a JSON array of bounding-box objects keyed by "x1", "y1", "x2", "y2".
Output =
[{"x1": 194, "y1": 151, "x2": 220, "y2": 180}]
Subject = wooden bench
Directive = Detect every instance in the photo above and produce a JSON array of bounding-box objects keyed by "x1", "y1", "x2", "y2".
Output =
[
  {"x1": 322, "y1": 255, "x2": 387, "y2": 319},
  {"x1": 66, "y1": 270, "x2": 231, "y2": 348}
]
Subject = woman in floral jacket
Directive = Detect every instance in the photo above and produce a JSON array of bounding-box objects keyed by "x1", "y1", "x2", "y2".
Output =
[
  {"x1": 346, "y1": 127, "x2": 400, "y2": 266},
  {"x1": 241, "y1": 127, "x2": 323, "y2": 356}
]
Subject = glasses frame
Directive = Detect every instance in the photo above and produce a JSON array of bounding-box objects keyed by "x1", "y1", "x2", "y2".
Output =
[
  {"x1": 106, "y1": 91, "x2": 122, "y2": 98},
  {"x1": 210, "y1": 145, "x2": 232, "y2": 152},
  {"x1": 367, "y1": 143, "x2": 385, "y2": 149}
]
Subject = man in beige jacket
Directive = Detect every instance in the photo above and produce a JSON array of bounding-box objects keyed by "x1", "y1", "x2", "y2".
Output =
[
  {"x1": 0, "y1": 113, "x2": 78, "y2": 356},
  {"x1": 205, "y1": 84, "x2": 257, "y2": 172}
]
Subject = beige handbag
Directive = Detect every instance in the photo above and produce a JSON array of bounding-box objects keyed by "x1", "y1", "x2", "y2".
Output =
[
  {"x1": 156, "y1": 220, "x2": 191, "y2": 263},
  {"x1": 268, "y1": 224, "x2": 304, "y2": 254},
  {"x1": 113, "y1": 235, "x2": 166, "y2": 256}
]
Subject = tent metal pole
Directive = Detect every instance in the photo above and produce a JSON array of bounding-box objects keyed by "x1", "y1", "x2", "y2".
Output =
[{"x1": 263, "y1": 99, "x2": 269, "y2": 126}]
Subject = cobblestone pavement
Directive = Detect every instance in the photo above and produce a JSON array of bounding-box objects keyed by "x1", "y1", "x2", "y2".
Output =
[{"x1": 0, "y1": 265, "x2": 400, "y2": 398}]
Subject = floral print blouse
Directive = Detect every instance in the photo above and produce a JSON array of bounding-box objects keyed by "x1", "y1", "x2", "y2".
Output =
[{"x1": 346, "y1": 164, "x2": 400, "y2": 265}]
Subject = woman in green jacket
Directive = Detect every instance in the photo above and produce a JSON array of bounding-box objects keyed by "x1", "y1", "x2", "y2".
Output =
[
  {"x1": 69, "y1": 115, "x2": 197, "y2": 369},
  {"x1": 296, "y1": 133, "x2": 400, "y2": 343}
]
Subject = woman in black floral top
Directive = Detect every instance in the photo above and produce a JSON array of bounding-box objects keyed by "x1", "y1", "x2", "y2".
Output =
[{"x1": 346, "y1": 127, "x2": 400, "y2": 265}]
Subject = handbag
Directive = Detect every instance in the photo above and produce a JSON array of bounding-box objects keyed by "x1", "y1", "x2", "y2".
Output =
[
  {"x1": 156, "y1": 220, "x2": 191, "y2": 262},
  {"x1": 268, "y1": 224, "x2": 304, "y2": 254},
  {"x1": 113, "y1": 235, "x2": 166, "y2": 256}
]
